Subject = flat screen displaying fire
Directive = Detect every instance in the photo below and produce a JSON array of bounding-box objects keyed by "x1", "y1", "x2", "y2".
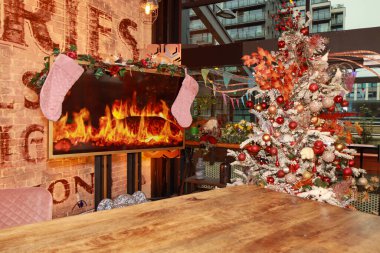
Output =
[{"x1": 49, "y1": 70, "x2": 184, "y2": 158}]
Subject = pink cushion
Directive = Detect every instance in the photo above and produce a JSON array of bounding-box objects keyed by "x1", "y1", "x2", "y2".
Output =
[{"x1": 0, "y1": 187, "x2": 53, "y2": 229}]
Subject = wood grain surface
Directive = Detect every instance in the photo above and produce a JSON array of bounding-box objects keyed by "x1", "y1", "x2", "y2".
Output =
[{"x1": 0, "y1": 186, "x2": 379, "y2": 252}]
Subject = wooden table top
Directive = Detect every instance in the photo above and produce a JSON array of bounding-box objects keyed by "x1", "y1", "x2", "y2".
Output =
[{"x1": 1, "y1": 186, "x2": 380, "y2": 252}]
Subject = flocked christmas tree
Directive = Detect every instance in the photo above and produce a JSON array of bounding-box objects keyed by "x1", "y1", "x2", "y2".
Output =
[{"x1": 228, "y1": 2, "x2": 366, "y2": 207}]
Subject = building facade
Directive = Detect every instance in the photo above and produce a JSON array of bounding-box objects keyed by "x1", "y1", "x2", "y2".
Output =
[{"x1": 186, "y1": 0, "x2": 346, "y2": 45}]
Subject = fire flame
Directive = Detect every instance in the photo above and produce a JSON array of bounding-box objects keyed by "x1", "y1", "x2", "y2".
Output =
[{"x1": 53, "y1": 93, "x2": 183, "y2": 152}]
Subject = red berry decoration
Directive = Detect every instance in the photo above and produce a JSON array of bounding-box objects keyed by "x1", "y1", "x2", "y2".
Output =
[
  {"x1": 238, "y1": 153, "x2": 246, "y2": 161},
  {"x1": 267, "y1": 176, "x2": 275, "y2": 184},
  {"x1": 343, "y1": 167, "x2": 353, "y2": 177},
  {"x1": 289, "y1": 121, "x2": 298, "y2": 130},
  {"x1": 246, "y1": 100, "x2": 254, "y2": 108},
  {"x1": 276, "y1": 96, "x2": 285, "y2": 104},
  {"x1": 261, "y1": 102, "x2": 268, "y2": 109},
  {"x1": 328, "y1": 105, "x2": 335, "y2": 112},
  {"x1": 270, "y1": 147, "x2": 278, "y2": 156},
  {"x1": 207, "y1": 136, "x2": 217, "y2": 144},
  {"x1": 276, "y1": 116, "x2": 285, "y2": 125},
  {"x1": 322, "y1": 177, "x2": 331, "y2": 184},
  {"x1": 278, "y1": 41, "x2": 285, "y2": 48},
  {"x1": 348, "y1": 160, "x2": 355, "y2": 167},
  {"x1": 334, "y1": 95, "x2": 343, "y2": 104},
  {"x1": 300, "y1": 27, "x2": 309, "y2": 36},
  {"x1": 309, "y1": 83, "x2": 318, "y2": 93},
  {"x1": 341, "y1": 100, "x2": 349, "y2": 107},
  {"x1": 277, "y1": 170, "x2": 285, "y2": 178}
]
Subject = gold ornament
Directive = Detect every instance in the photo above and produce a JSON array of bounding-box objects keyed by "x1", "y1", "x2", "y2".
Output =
[
  {"x1": 311, "y1": 116, "x2": 319, "y2": 125},
  {"x1": 357, "y1": 176, "x2": 369, "y2": 186},
  {"x1": 262, "y1": 134, "x2": 271, "y2": 142},
  {"x1": 303, "y1": 171, "x2": 313, "y2": 180},
  {"x1": 255, "y1": 104, "x2": 263, "y2": 112},
  {"x1": 268, "y1": 105, "x2": 277, "y2": 114},
  {"x1": 296, "y1": 104, "x2": 304, "y2": 113},
  {"x1": 335, "y1": 143, "x2": 345, "y2": 151}
]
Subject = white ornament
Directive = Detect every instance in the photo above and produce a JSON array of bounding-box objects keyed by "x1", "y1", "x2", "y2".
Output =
[
  {"x1": 300, "y1": 147, "x2": 315, "y2": 160},
  {"x1": 322, "y1": 151, "x2": 335, "y2": 163},
  {"x1": 310, "y1": 101, "x2": 322, "y2": 113},
  {"x1": 283, "y1": 167, "x2": 290, "y2": 173},
  {"x1": 285, "y1": 173, "x2": 297, "y2": 184},
  {"x1": 322, "y1": 97, "x2": 334, "y2": 108}
]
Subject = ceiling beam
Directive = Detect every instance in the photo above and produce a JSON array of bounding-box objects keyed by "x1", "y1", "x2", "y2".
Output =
[
  {"x1": 182, "y1": 0, "x2": 230, "y2": 9},
  {"x1": 192, "y1": 5, "x2": 234, "y2": 44},
  {"x1": 182, "y1": 27, "x2": 380, "y2": 68}
]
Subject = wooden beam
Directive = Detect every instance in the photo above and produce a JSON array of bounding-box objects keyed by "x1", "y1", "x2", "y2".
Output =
[{"x1": 182, "y1": 27, "x2": 380, "y2": 68}]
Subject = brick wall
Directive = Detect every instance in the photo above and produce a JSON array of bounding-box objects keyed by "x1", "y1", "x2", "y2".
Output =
[{"x1": 0, "y1": 0, "x2": 151, "y2": 218}]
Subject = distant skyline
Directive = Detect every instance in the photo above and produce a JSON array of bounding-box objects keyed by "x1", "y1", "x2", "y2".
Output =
[{"x1": 331, "y1": 0, "x2": 380, "y2": 29}]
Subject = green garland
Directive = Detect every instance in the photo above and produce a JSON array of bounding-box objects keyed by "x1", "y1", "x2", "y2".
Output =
[{"x1": 30, "y1": 45, "x2": 184, "y2": 93}]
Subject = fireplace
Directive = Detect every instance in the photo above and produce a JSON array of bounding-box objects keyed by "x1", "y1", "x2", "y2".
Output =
[{"x1": 49, "y1": 70, "x2": 184, "y2": 158}]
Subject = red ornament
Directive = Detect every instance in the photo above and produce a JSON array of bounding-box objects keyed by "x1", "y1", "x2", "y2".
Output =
[
  {"x1": 277, "y1": 170, "x2": 285, "y2": 178},
  {"x1": 267, "y1": 177, "x2": 275, "y2": 184},
  {"x1": 270, "y1": 147, "x2": 278, "y2": 156},
  {"x1": 251, "y1": 145, "x2": 261, "y2": 154},
  {"x1": 261, "y1": 102, "x2": 268, "y2": 109},
  {"x1": 348, "y1": 160, "x2": 355, "y2": 167},
  {"x1": 314, "y1": 140, "x2": 324, "y2": 149},
  {"x1": 300, "y1": 27, "x2": 309, "y2": 36},
  {"x1": 336, "y1": 164, "x2": 341, "y2": 170},
  {"x1": 289, "y1": 121, "x2": 298, "y2": 130},
  {"x1": 276, "y1": 96, "x2": 285, "y2": 104},
  {"x1": 328, "y1": 105, "x2": 335, "y2": 112},
  {"x1": 275, "y1": 160, "x2": 280, "y2": 167},
  {"x1": 265, "y1": 146, "x2": 272, "y2": 153},
  {"x1": 343, "y1": 167, "x2": 353, "y2": 177},
  {"x1": 313, "y1": 146, "x2": 325, "y2": 155},
  {"x1": 246, "y1": 100, "x2": 254, "y2": 109},
  {"x1": 283, "y1": 50, "x2": 289, "y2": 58},
  {"x1": 334, "y1": 95, "x2": 343, "y2": 104},
  {"x1": 309, "y1": 83, "x2": 318, "y2": 93},
  {"x1": 322, "y1": 177, "x2": 331, "y2": 184},
  {"x1": 341, "y1": 100, "x2": 349, "y2": 107},
  {"x1": 238, "y1": 153, "x2": 246, "y2": 161},
  {"x1": 278, "y1": 41, "x2": 285, "y2": 48},
  {"x1": 276, "y1": 117, "x2": 285, "y2": 125},
  {"x1": 312, "y1": 166, "x2": 317, "y2": 173}
]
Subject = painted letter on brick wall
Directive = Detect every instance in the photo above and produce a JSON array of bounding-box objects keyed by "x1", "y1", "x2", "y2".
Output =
[
  {"x1": 119, "y1": 19, "x2": 140, "y2": 61},
  {"x1": 0, "y1": 0, "x2": 58, "y2": 51}
]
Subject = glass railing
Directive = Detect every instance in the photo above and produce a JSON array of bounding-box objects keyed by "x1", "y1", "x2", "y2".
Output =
[
  {"x1": 224, "y1": 0, "x2": 265, "y2": 10},
  {"x1": 313, "y1": 12, "x2": 331, "y2": 20},
  {"x1": 312, "y1": 0, "x2": 329, "y2": 4},
  {"x1": 331, "y1": 18, "x2": 344, "y2": 25}
]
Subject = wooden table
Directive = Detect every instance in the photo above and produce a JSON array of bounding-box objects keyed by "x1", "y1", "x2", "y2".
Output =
[{"x1": 1, "y1": 186, "x2": 380, "y2": 252}]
